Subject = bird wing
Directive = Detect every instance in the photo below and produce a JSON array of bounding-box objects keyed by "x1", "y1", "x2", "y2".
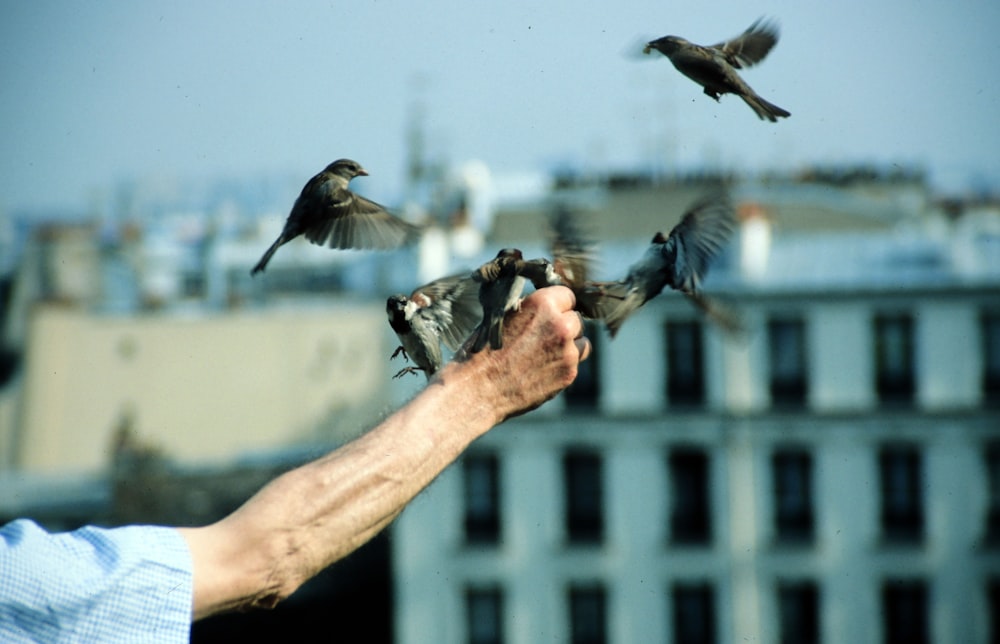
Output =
[
  {"x1": 412, "y1": 273, "x2": 481, "y2": 351},
  {"x1": 548, "y1": 208, "x2": 595, "y2": 288},
  {"x1": 575, "y1": 280, "x2": 629, "y2": 320},
  {"x1": 304, "y1": 182, "x2": 420, "y2": 250},
  {"x1": 710, "y1": 18, "x2": 779, "y2": 69},
  {"x1": 663, "y1": 193, "x2": 736, "y2": 294}
]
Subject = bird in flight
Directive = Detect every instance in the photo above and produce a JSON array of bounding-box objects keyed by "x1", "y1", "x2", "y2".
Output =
[
  {"x1": 644, "y1": 18, "x2": 790, "y2": 122},
  {"x1": 251, "y1": 158, "x2": 420, "y2": 275}
]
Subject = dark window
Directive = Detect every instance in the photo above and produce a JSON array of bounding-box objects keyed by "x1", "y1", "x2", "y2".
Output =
[
  {"x1": 772, "y1": 449, "x2": 815, "y2": 545},
  {"x1": 985, "y1": 442, "x2": 1000, "y2": 546},
  {"x1": 769, "y1": 318, "x2": 808, "y2": 407},
  {"x1": 988, "y1": 578, "x2": 1000, "y2": 644},
  {"x1": 672, "y1": 582, "x2": 716, "y2": 644},
  {"x1": 666, "y1": 321, "x2": 705, "y2": 407},
  {"x1": 882, "y1": 579, "x2": 929, "y2": 644},
  {"x1": 777, "y1": 581, "x2": 819, "y2": 644},
  {"x1": 879, "y1": 445, "x2": 924, "y2": 544},
  {"x1": 669, "y1": 448, "x2": 712, "y2": 546},
  {"x1": 568, "y1": 585, "x2": 606, "y2": 644},
  {"x1": 466, "y1": 586, "x2": 504, "y2": 644},
  {"x1": 464, "y1": 453, "x2": 500, "y2": 545},
  {"x1": 983, "y1": 313, "x2": 1000, "y2": 405},
  {"x1": 565, "y1": 321, "x2": 600, "y2": 410},
  {"x1": 564, "y1": 450, "x2": 603, "y2": 545},
  {"x1": 875, "y1": 314, "x2": 915, "y2": 405}
]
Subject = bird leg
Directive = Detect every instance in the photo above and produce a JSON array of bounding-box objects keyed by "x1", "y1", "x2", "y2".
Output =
[
  {"x1": 703, "y1": 87, "x2": 722, "y2": 102},
  {"x1": 392, "y1": 366, "x2": 424, "y2": 379},
  {"x1": 390, "y1": 345, "x2": 409, "y2": 361}
]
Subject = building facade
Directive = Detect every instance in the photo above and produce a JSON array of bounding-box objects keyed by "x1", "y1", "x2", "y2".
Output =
[{"x1": 393, "y1": 225, "x2": 1000, "y2": 643}]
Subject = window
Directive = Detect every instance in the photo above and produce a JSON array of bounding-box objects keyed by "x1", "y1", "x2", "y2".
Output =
[
  {"x1": 564, "y1": 321, "x2": 600, "y2": 410},
  {"x1": 768, "y1": 318, "x2": 808, "y2": 407},
  {"x1": 874, "y1": 314, "x2": 915, "y2": 405},
  {"x1": 568, "y1": 584, "x2": 606, "y2": 644},
  {"x1": 464, "y1": 453, "x2": 500, "y2": 545},
  {"x1": 666, "y1": 321, "x2": 705, "y2": 407},
  {"x1": 466, "y1": 586, "x2": 504, "y2": 644},
  {"x1": 879, "y1": 445, "x2": 924, "y2": 544},
  {"x1": 985, "y1": 442, "x2": 1000, "y2": 546},
  {"x1": 671, "y1": 582, "x2": 716, "y2": 644},
  {"x1": 777, "y1": 581, "x2": 819, "y2": 644},
  {"x1": 772, "y1": 449, "x2": 815, "y2": 544},
  {"x1": 983, "y1": 312, "x2": 1000, "y2": 405},
  {"x1": 669, "y1": 447, "x2": 712, "y2": 545},
  {"x1": 564, "y1": 450, "x2": 603, "y2": 545},
  {"x1": 988, "y1": 578, "x2": 1000, "y2": 644},
  {"x1": 881, "y1": 579, "x2": 929, "y2": 644}
]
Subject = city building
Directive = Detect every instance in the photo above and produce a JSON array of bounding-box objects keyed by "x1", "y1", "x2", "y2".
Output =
[{"x1": 392, "y1": 170, "x2": 1000, "y2": 644}]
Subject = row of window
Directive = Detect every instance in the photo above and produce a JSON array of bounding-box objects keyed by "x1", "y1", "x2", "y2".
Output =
[
  {"x1": 463, "y1": 443, "x2": 1000, "y2": 547},
  {"x1": 464, "y1": 577, "x2": 992, "y2": 644},
  {"x1": 564, "y1": 312, "x2": 1000, "y2": 409}
]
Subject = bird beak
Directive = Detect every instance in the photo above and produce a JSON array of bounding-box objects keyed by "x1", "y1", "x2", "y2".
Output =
[
  {"x1": 357, "y1": 167, "x2": 369, "y2": 177},
  {"x1": 642, "y1": 43, "x2": 653, "y2": 54}
]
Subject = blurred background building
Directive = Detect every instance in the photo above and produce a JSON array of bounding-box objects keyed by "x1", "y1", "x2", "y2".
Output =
[{"x1": 1, "y1": 160, "x2": 999, "y2": 642}]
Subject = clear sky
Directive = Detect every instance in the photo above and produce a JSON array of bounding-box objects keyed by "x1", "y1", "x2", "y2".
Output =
[{"x1": 2, "y1": 0, "x2": 999, "y2": 214}]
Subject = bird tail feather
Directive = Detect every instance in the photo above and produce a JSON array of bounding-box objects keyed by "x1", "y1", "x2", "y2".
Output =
[
  {"x1": 488, "y1": 317, "x2": 504, "y2": 350},
  {"x1": 742, "y1": 93, "x2": 790, "y2": 122},
  {"x1": 250, "y1": 238, "x2": 282, "y2": 276},
  {"x1": 470, "y1": 323, "x2": 490, "y2": 354}
]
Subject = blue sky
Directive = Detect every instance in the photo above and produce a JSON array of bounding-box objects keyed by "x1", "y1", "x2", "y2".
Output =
[{"x1": 2, "y1": 0, "x2": 999, "y2": 214}]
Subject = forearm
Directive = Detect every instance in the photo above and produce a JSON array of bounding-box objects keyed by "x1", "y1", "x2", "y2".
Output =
[
  {"x1": 180, "y1": 360, "x2": 498, "y2": 617},
  {"x1": 180, "y1": 286, "x2": 587, "y2": 619}
]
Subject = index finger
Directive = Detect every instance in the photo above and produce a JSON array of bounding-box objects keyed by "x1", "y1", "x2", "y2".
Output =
[{"x1": 526, "y1": 284, "x2": 576, "y2": 312}]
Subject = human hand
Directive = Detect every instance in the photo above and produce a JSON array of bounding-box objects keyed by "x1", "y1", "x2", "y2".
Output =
[{"x1": 449, "y1": 285, "x2": 590, "y2": 423}]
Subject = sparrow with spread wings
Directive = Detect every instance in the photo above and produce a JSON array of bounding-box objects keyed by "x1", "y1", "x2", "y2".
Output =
[
  {"x1": 644, "y1": 18, "x2": 790, "y2": 122},
  {"x1": 580, "y1": 193, "x2": 742, "y2": 337},
  {"x1": 386, "y1": 272, "x2": 481, "y2": 380},
  {"x1": 251, "y1": 158, "x2": 421, "y2": 275}
]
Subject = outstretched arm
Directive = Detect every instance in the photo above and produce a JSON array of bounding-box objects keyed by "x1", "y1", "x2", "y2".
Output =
[{"x1": 179, "y1": 286, "x2": 589, "y2": 619}]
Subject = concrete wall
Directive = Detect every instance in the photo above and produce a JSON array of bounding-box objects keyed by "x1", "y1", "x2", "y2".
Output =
[{"x1": 6, "y1": 304, "x2": 389, "y2": 473}]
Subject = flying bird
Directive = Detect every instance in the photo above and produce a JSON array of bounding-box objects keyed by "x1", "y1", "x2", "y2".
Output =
[
  {"x1": 386, "y1": 272, "x2": 481, "y2": 380},
  {"x1": 586, "y1": 193, "x2": 739, "y2": 337},
  {"x1": 469, "y1": 248, "x2": 529, "y2": 353},
  {"x1": 251, "y1": 158, "x2": 420, "y2": 275},
  {"x1": 541, "y1": 207, "x2": 627, "y2": 321},
  {"x1": 643, "y1": 18, "x2": 790, "y2": 122}
]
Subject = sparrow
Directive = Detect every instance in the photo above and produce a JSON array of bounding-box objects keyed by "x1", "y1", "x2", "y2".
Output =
[
  {"x1": 548, "y1": 207, "x2": 595, "y2": 291},
  {"x1": 644, "y1": 18, "x2": 790, "y2": 122},
  {"x1": 469, "y1": 248, "x2": 528, "y2": 353},
  {"x1": 587, "y1": 193, "x2": 739, "y2": 337},
  {"x1": 386, "y1": 272, "x2": 481, "y2": 380},
  {"x1": 542, "y1": 207, "x2": 625, "y2": 321},
  {"x1": 251, "y1": 158, "x2": 420, "y2": 275}
]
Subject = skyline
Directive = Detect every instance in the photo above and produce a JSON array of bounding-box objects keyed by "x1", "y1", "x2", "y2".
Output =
[{"x1": 2, "y1": 1, "x2": 999, "y2": 215}]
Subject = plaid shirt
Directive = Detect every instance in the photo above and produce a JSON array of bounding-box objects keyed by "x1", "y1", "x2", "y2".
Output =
[{"x1": 1, "y1": 519, "x2": 192, "y2": 643}]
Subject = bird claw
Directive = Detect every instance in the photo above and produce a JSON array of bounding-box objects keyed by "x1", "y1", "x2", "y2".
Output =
[
  {"x1": 390, "y1": 346, "x2": 408, "y2": 361},
  {"x1": 392, "y1": 366, "x2": 423, "y2": 379}
]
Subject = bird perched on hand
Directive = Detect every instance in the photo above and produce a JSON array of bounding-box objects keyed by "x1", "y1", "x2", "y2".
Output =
[
  {"x1": 250, "y1": 158, "x2": 421, "y2": 275},
  {"x1": 469, "y1": 248, "x2": 529, "y2": 353},
  {"x1": 644, "y1": 18, "x2": 790, "y2": 122},
  {"x1": 585, "y1": 193, "x2": 739, "y2": 337},
  {"x1": 386, "y1": 272, "x2": 481, "y2": 380}
]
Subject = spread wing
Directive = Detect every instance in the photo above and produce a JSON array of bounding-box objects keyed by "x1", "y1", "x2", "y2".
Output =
[
  {"x1": 662, "y1": 192, "x2": 736, "y2": 294},
  {"x1": 412, "y1": 273, "x2": 481, "y2": 351},
  {"x1": 303, "y1": 181, "x2": 421, "y2": 250},
  {"x1": 710, "y1": 18, "x2": 779, "y2": 69},
  {"x1": 548, "y1": 208, "x2": 596, "y2": 288}
]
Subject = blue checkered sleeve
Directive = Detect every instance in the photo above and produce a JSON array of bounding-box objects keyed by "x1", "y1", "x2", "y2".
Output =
[{"x1": 0, "y1": 519, "x2": 193, "y2": 643}]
